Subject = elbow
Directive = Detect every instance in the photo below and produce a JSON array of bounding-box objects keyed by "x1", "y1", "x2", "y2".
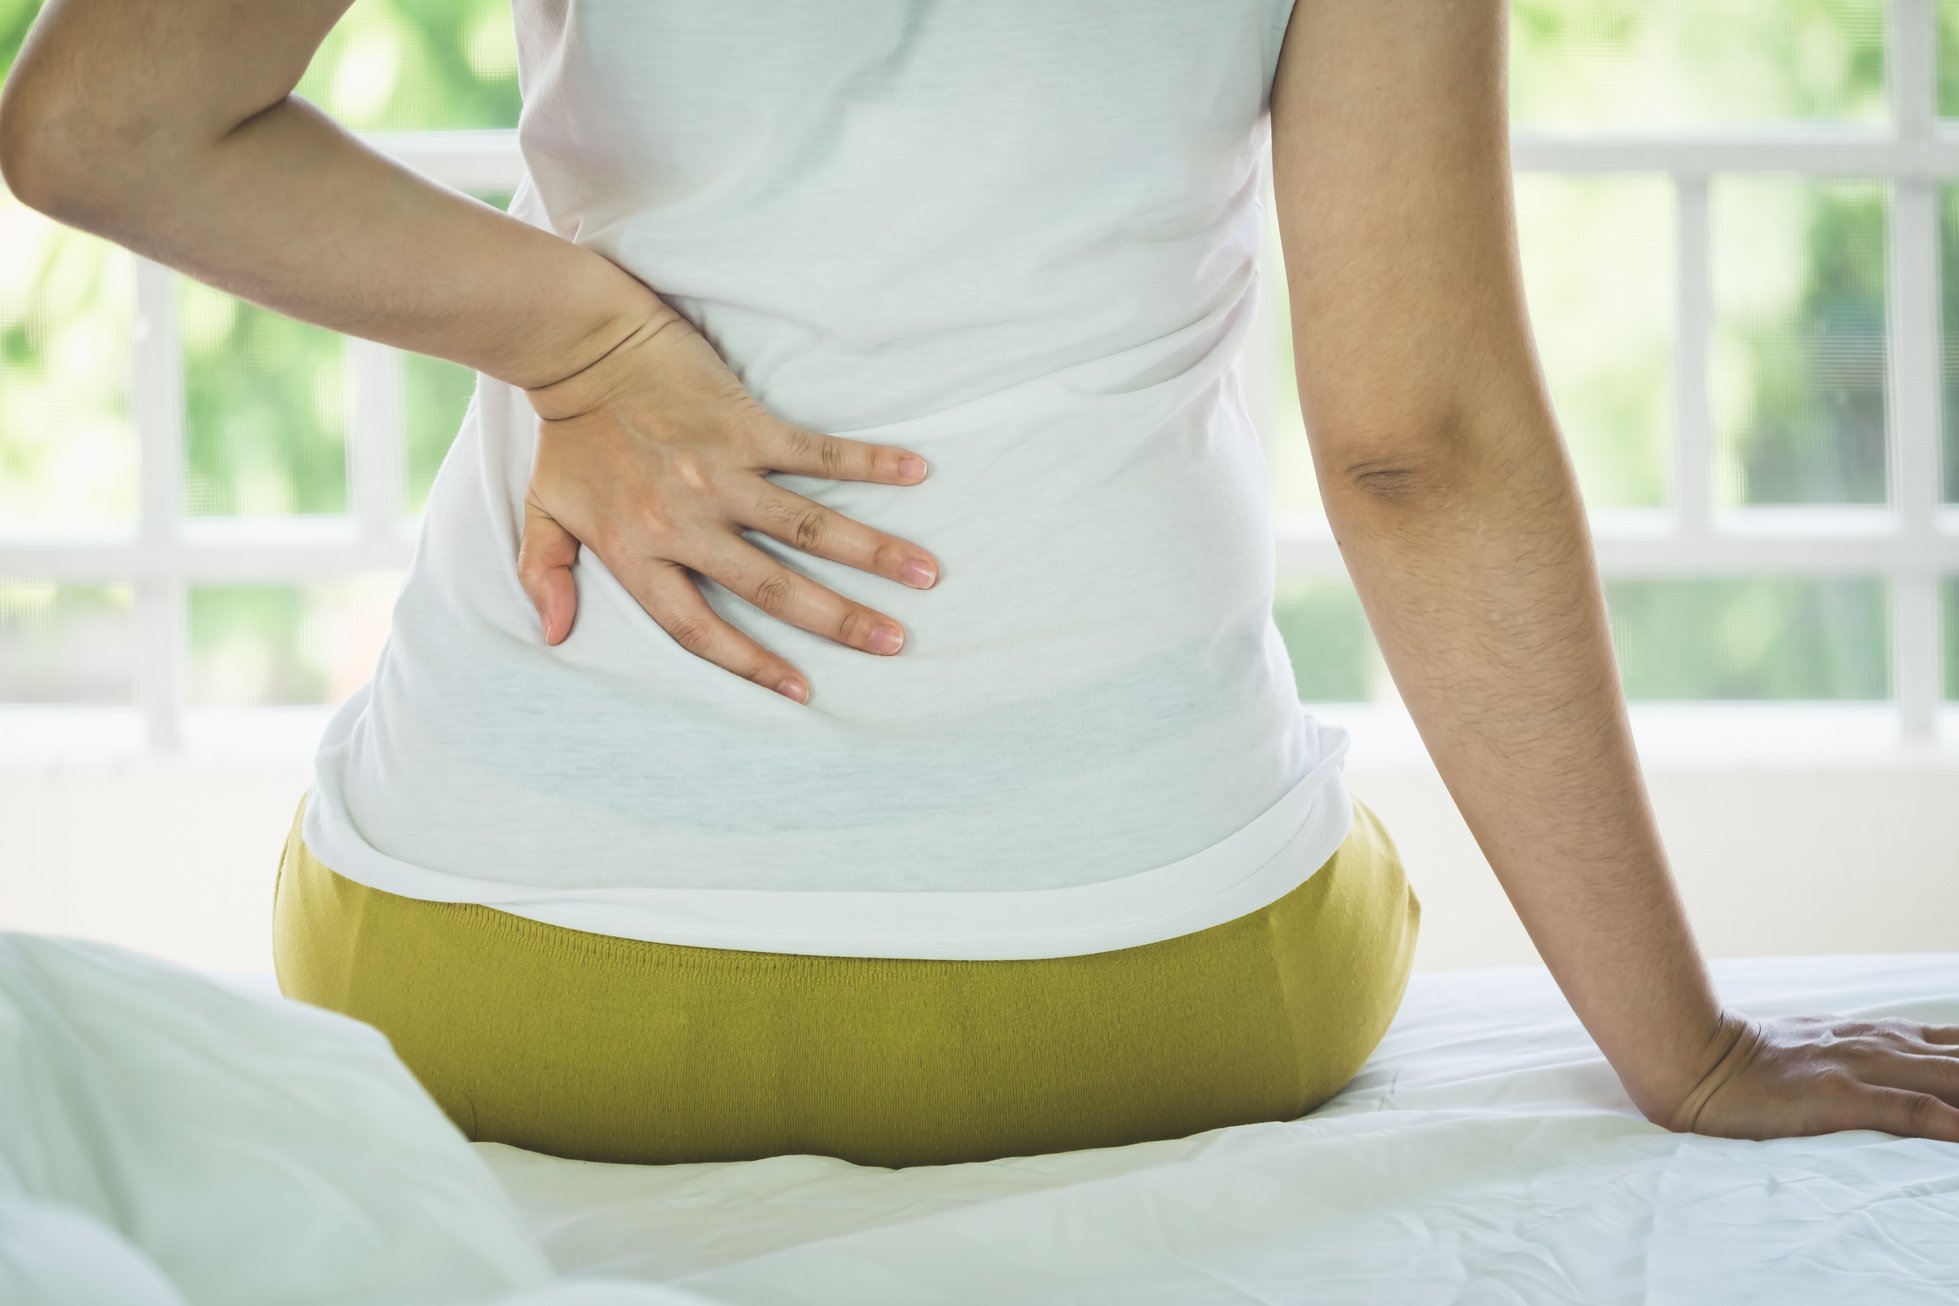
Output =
[
  {"x1": 0, "y1": 8, "x2": 218, "y2": 219},
  {"x1": 0, "y1": 44, "x2": 87, "y2": 213},
  {"x1": 0, "y1": 78, "x2": 61, "y2": 212},
  {"x1": 1316, "y1": 424, "x2": 1579, "y2": 529},
  {"x1": 0, "y1": 94, "x2": 108, "y2": 220},
  {"x1": 1311, "y1": 403, "x2": 1476, "y2": 506},
  {"x1": 1331, "y1": 452, "x2": 1463, "y2": 506},
  {"x1": 0, "y1": 80, "x2": 182, "y2": 222}
]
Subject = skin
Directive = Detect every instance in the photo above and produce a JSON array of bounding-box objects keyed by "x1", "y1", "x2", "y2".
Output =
[{"x1": 3, "y1": 0, "x2": 1955, "y2": 1145}]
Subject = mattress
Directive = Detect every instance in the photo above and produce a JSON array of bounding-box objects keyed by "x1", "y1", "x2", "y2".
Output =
[{"x1": 3, "y1": 934, "x2": 1954, "y2": 1305}]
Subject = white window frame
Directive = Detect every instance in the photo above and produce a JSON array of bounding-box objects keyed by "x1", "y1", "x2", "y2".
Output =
[{"x1": 1, "y1": 0, "x2": 1956, "y2": 762}]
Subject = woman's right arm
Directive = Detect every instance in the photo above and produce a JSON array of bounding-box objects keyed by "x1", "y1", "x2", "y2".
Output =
[
  {"x1": 0, "y1": 0, "x2": 650, "y2": 391},
  {"x1": 0, "y1": 0, "x2": 943, "y2": 700}
]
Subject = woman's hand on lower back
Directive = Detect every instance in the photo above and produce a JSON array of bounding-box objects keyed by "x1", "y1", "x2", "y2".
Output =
[
  {"x1": 1647, "y1": 1009, "x2": 1959, "y2": 1145},
  {"x1": 516, "y1": 304, "x2": 941, "y2": 704}
]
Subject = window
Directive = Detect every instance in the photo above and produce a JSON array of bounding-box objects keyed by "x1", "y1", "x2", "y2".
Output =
[{"x1": 2, "y1": 0, "x2": 1955, "y2": 753}]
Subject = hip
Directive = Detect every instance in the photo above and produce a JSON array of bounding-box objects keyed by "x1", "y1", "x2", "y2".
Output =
[{"x1": 270, "y1": 787, "x2": 1422, "y2": 1167}]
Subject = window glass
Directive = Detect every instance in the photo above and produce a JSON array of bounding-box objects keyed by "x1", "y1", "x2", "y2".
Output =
[
  {"x1": 180, "y1": 279, "x2": 348, "y2": 517},
  {"x1": 1606, "y1": 577, "x2": 1887, "y2": 700},
  {"x1": 187, "y1": 577, "x2": 400, "y2": 706},
  {"x1": 1939, "y1": 0, "x2": 1959, "y2": 118},
  {"x1": 1513, "y1": 175, "x2": 1673, "y2": 509},
  {"x1": 0, "y1": 193, "x2": 139, "y2": 536},
  {"x1": 1940, "y1": 185, "x2": 1959, "y2": 504},
  {"x1": 0, "y1": 581, "x2": 136, "y2": 703},
  {"x1": 1711, "y1": 180, "x2": 1888, "y2": 507},
  {"x1": 1510, "y1": 0, "x2": 1886, "y2": 127},
  {"x1": 292, "y1": 0, "x2": 521, "y2": 132},
  {"x1": 1946, "y1": 577, "x2": 1959, "y2": 700},
  {"x1": 1272, "y1": 579, "x2": 1376, "y2": 705}
]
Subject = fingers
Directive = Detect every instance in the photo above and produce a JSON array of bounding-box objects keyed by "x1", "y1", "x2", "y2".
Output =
[
  {"x1": 759, "y1": 422, "x2": 931, "y2": 486},
  {"x1": 518, "y1": 494, "x2": 582, "y2": 645},
  {"x1": 738, "y1": 485, "x2": 940, "y2": 589},
  {"x1": 692, "y1": 534, "x2": 909, "y2": 657},
  {"x1": 611, "y1": 553, "x2": 812, "y2": 703},
  {"x1": 1856, "y1": 1047, "x2": 1959, "y2": 1109},
  {"x1": 1858, "y1": 1084, "x2": 1959, "y2": 1144},
  {"x1": 1866, "y1": 1016, "x2": 1959, "y2": 1053}
]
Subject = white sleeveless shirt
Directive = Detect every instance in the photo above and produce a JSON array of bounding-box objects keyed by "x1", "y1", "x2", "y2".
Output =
[{"x1": 301, "y1": 0, "x2": 1357, "y2": 960}]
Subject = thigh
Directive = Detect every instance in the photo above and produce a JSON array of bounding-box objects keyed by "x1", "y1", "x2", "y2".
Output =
[
  {"x1": 1262, "y1": 792, "x2": 1423, "y2": 1109},
  {"x1": 777, "y1": 898, "x2": 1318, "y2": 1167}
]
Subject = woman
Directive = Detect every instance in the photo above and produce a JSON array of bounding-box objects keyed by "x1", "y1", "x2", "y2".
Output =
[{"x1": 4, "y1": 0, "x2": 1954, "y2": 1169}]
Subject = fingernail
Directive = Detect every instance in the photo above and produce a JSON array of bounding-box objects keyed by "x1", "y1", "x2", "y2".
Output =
[
  {"x1": 902, "y1": 558, "x2": 937, "y2": 588},
  {"x1": 898, "y1": 456, "x2": 927, "y2": 481},
  {"x1": 869, "y1": 624, "x2": 904, "y2": 654},
  {"x1": 777, "y1": 677, "x2": 808, "y2": 703}
]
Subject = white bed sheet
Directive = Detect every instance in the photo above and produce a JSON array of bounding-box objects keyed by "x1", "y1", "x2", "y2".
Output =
[
  {"x1": 467, "y1": 950, "x2": 1959, "y2": 1305},
  {"x1": 3, "y1": 934, "x2": 1955, "y2": 1305}
]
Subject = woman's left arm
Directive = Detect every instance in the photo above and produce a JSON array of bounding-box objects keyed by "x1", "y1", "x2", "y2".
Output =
[{"x1": 1269, "y1": 0, "x2": 1959, "y2": 1145}]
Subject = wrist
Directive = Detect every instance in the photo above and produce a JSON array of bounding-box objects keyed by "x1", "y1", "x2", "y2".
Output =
[
  {"x1": 521, "y1": 294, "x2": 683, "y2": 422},
  {"x1": 504, "y1": 248, "x2": 675, "y2": 391},
  {"x1": 1629, "y1": 1007, "x2": 1752, "y2": 1130}
]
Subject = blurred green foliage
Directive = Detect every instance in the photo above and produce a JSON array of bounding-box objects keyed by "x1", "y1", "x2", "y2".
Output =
[
  {"x1": 1943, "y1": 188, "x2": 1959, "y2": 505},
  {"x1": 1513, "y1": 174, "x2": 1672, "y2": 508},
  {"x1": 180, "y1": 285, "x2": 348, "y2": 517},
  {"x1": 1273, "y1": 581, "x2": 1375, "y2": 705},
  {"x1": 291, "y1": 0, "x2": 520, "y2": 133},
  {"x1": 1712, "y1": 181, "x2": 1888, "y2": 506},
  {"x1": 1511, "y1": 0, "x2": 1885, "y2": 124},
  {"x1": 0, "y1": 580, "x2": 131, "y2": 701},
  {"x1": 1949, "y1": 577, "x2": 1959, "y2": 699},
  {"x1": 1605, "y1": 578, "x2": 1888, "y2": 699},
  {"x1": 0, "y1": 0, "x2": 1952, "y2": 707},
  {"x1": 1944, "y1": 1, "x2": 1959, "y2": 119},
  {"x1": 187, "y1": 586, "x2": 320, "y2": 704}
]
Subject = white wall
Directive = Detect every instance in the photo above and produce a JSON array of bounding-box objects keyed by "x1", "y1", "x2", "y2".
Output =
[{"x1": 2, "y1": 703, "x2": 1954, "y2": 978}]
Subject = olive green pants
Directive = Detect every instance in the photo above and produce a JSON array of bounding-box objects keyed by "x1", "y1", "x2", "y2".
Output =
[{"x1": 272, "y1": 788, "x2": 1420, "y2": 1169}]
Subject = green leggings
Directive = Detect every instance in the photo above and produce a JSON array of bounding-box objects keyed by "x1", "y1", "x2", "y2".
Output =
[{"x1": 272, "y1": 788, "x2": 1420, "y2": 1169}]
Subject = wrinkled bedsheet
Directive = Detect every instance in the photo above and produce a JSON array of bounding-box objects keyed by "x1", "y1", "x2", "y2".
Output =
[{"x1": 2, "y1": 931, "x2": 1954, "y2": 1305}]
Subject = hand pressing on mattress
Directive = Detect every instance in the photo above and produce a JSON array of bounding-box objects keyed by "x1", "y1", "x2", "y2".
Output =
[
  {"x1": 518, "y1": 301, "x2": 942, "y2": 705},
  {"x1": 1650, "y1": 1009, "x2": 1959, "y2": 1145}
]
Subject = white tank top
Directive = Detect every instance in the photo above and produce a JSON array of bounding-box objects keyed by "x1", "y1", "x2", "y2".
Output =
[{"x1": 302, "y1": 0, "x2": 1356, "y2": 960}]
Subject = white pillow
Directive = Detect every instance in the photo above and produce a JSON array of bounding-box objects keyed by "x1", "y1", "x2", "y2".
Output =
[
  {"x1": 0, "y1": 1188, "x2": 187, "y2": 1306},
  {"x1": 0, "y1": 931, "x2": 554, "y2": 1306}
]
